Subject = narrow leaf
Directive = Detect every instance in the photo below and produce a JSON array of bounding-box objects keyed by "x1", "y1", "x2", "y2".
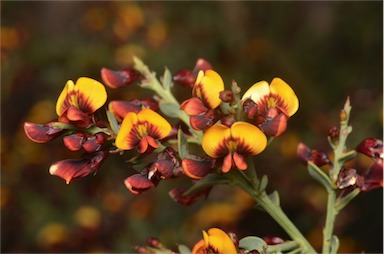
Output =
[
  {"x1": 183, "y1": 174, "x2": 230, "y2": 196},
  {"x1": 330, "y1": 235, "x2": 340, "y2": 254},
  {"x1": 159, "y1": 101, "x2": 181, "y2": 118},
  {"x1": 177, "y1": 128, "x2": 190, "y2": 159},
  {"x1": 335, "y1": 188, "x2": 360, "y2": 212},
  {"x1": 106, "y1": 109, "x2": 120, "y2": 135},
  {"x1": 307, "y1": 161, "x2": 334, "y2": 191},
  {"x1": 162, "y1": 68, "x2": 173, "y2": 91},
  {"x1": 239, "y1": 236, "x2": 267, "y2": 254}
]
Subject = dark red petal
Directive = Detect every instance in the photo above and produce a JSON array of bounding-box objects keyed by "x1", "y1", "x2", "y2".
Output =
[
  {"x1": 63, "y1": 132, "x2": 86, "y2": 151},
  {"x1": 101, "y1": 67, "x2": 141, "y2": 89},
  {"x1": 263, "y1": 236, "x2": 285, "y2": 245},
  {"x1": 169, "y1": 186, "x2": 212, "y2": 206},
  {"x1": 124, "y1": 174, "x2": 155, "y2": 194},
  {"x1": 83, "y1": 136, "x2": 102, "y2": 153},
  {"x1": 180, "y1": 97, "x2": 209, "y2": 115},
  {"x1": 361, "y1": 159, "x2": 383, "y2": 192},
  {"x1": 49, "y1": 151, "x2": 108, "y2": 184},
  {"x1": 24, "y1": 122, "x2": 64, "y2": 143},
  {"x1": 337, "y1": 168, "x2": 362, "y2": 189},
  {"x1": 259, "y1": 112, "x2": 287, "y2": 137},
  {"x1": 173, "y1": 69, "x2": 196, "y2": 88},
  {"x1": 219, "y1": 90, "x2": 234, "y2": 103},
  {"x1": 356, "y1": 138, "x2": 383, "y2": 160},
  {"x1": 190, "y1": 110, "x2": 220, "y2": 131},
  {"x1": 242, "y1": 99, "x2": 259, "y2": 120},
  {"x1": 182, "y1": 157, "x2": 215, "y2": 179},
  {"x1": 66, "y1": 106, "x2": 90, "y2": 122},
  {"x1": 151, "y1": 159, "x2": 174, "y2": 179},
  {"x1": 297, "y1": 143, "x2": 330, "y2": 167},
  {"x1": 193, "y1": 58, "x2": 212, "y2": 73}
]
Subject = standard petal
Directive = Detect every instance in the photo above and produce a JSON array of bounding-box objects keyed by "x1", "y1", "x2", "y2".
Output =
[
  {"x1": 269, "y1": 77, "x2": 299, "y2": 117},
  {"x1": 231, "y1": 122, "x2": 267, "y2": 156},
  {"x1": 242, "y1": 81, "x2": 270, "y2": 104},
  {"x1": 115, "y1": 112, "x2": 139, "y2": 150},
  {"x1": 194, "y1": 70, "x2": 224, "y2": 109},
  {"x1": 75, "y1": 77, "x2": 107, "y2": 114},
  {"x1": 205, "y1": 228, "x2": 238, "y2": 254},
  {"x1": 137, "y1": 108, "x2": 172, "y2": 139},
  {"x1": 202, "y1": 124, "x2": 230, "y2": 158}
]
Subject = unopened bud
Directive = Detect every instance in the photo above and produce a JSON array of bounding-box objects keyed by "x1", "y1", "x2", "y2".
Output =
[
  {"x1": 328, "y1": 127, "x2": 339, "y2": 139},
  {"x1": 339, "y1": 109, "x2": 348, "y2": 123},
  {"x1": 147, "y1": 237, "x2": 162, "y2": 248},
  {"x1": 219, "y1": 90, "x2": 234, "y2": 103}
]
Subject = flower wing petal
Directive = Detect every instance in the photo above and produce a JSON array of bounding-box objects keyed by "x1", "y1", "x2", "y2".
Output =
[
  {"x1": 115, "y1": 112, "x2": 139, "y2": 150},
  {"x1": 202, "y1": 124, "x2": 230, "y2": 158},
  {"x1": 137, "y1": 108, "x2": 172, "y2": 139},
  {"x1": 75, "y1": 77, "x2": 107, "y2": 114},
  {"x1": 231, "y1": 122, "x2": 267, "y2": 155},
  {"x1": 269, "y1": 77, "x2": 299, "y2": 117}
]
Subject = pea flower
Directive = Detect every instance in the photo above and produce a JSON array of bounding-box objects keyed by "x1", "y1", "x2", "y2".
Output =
[
  {"x1": 173, "y1": 58, "x2": 212, "y2": 88},
  {"x1": 115, "y1": 108, "x2": 172, "y2": 154},
  {"x1": 108, "y1": 98, "x2": 159, "y2": 122},
  {"x1": 101, "y1": 67, "x2": 141, "y2": 89},
  {"x1": 202, "y1": 122, "x2": 267, "y2": 173},
  {"x1": 56, "y1": 77, "x2": 107, "y2": 127},
  {"x1": 242, "y1": 78, "x2": 299, "y2": 137},
  {"x1": 192, "y1": 228, "x2": 238, "y2": 254},
  {"x1": 180, "y1": 70, "x2": 224, "y2": 131}
]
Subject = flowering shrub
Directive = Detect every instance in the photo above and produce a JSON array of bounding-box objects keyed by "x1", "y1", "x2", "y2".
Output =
[{"x1": 24, "y1": 57, "x2": 383, "y2": 253}]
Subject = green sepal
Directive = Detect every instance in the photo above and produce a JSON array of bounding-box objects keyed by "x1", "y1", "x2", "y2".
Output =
[
  {"x1": 162, "y1": 67, "x2": 173, "y2": 91},
  {"x1": 159, "y1": 100, "x2": 181, "y2": 118},
  {"x1": 177, "y1": 244, "x2": 191, "y2": 254},
  {"x1": 268, "y1": 190, "x2": 280, "y2": 207},
  {"x1": 183, "y1": 174, "x2": 230, "y2": 196},
  {"x1": 307, "y1": 161, "x2": 334, "y2": 192},
  {"x1": 106, "y1": 109, "x2": 120, "y2": 135},
  {"x1": 335, "y1": 188, "x2": 360, "y2": 212},
  {"x1": 177, "y1": 128, "x2": 190, "y2": 159},
  {"x1": 239, "y1": 236, "x2": 268, "y2": 254}
]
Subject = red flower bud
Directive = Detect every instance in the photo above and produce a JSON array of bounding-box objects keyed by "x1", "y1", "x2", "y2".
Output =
[
  {"x1": 328, "y1": 127, "x2": 339, "y2": 139},
  {"x1": 356, "y1": 138, "x2": 383, "y2": 160},
  {"x1": 124, "y1": 174, "x2": 155, "y2": 194},
  {"x1": 219, "y1": 90, "x2": 234, "y2": 103},
  {"x1": 24, "y1": 121, "x2": 64, "y2": 143},
  {"x1": 297, "y1": 143, "x2": 331, "y2": 167},
  {"x1": 101, "y1": 67, "x2": 141, "y2": 89},
  {"x1": 63, "y1": 131, "x2": 86, "y2": 151}
]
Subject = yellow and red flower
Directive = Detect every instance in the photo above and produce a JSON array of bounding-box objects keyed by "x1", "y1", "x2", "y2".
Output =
[
  {"x1": 242, "y1": 78, "x2": 299, "y2": 137},
  {"x1": 108, "y1": 98, "x2": 159, "y2": 122},
  {"x1": 56, "y1": 77, "x2": 107, "y2": 127},
  {"x1": 201, "y1": 122, "x2": 267, "y2": 173},
  {"x1": 192, "y1": 228, "x2": 238, "y2": 254},
  {"x1": 115, "y1": 108, "x2": 172, "y2": 154},
  {"x1": 180, "y1": 70, "x2": 224, "y2": 130}
]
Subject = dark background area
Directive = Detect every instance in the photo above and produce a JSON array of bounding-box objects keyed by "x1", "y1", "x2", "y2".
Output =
[{"x1": 1, "y1": 1, "x2": 382, "y2": 253}]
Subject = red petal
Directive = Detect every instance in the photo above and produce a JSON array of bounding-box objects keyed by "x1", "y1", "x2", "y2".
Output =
[
  {"x1": 182, "y1": 158, "x2": 214, "y2": 179},
  {"x1": 193, "y1": 58, "x2": 212, "y2": 73},
  {"x1": 222, "y1": 153, "x2": 233, "y2": 173},
  {"x1": 124, "y1": 174, "x2": 155, "y2": 194},
  {"x1": 169, "y1": 186, "x2": 212, "y2": 206},
  {"x1": 259, "y1": 113, "x2": 287, "y2": 137},
  {"x1": 101, "y1": 67, "x2": 141, "y2": 89},
  {"x1": 356, "y1": 138, "x2": 383, "y2": 159},
  {"x1": 49, "y1": 151, "x2": 108, "y2": 184},
  {"x1": 24, "y1": 122, "x2": 64, "y2": 143},
  {"x1": 180, "y1": 97, "x2": 209, "y2": 115},
  {"x1": 173, "y1": 69, "x2": 196, "y2": 88},
  {"x1": 190, "y1": 110, "x2": 220, "y2": 131},
  {"x1": 233, "y1": 152, "x2": 247, "y2": 170},
  {"x1": 63, "y1": 132, "x2": 86, "y2": 151}
]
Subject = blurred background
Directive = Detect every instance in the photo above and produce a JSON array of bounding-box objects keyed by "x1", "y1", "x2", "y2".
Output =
[{"x1": 1, "y1": 1, "x2": 382, "y2": 253}]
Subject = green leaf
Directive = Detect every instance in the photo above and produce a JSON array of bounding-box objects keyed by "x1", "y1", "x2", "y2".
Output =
[
  {"x1": 239, "y1": 236, "x2": 267, "y2": 254},
  {"x1": 335, "y1": 188, "x2": 360, "y2": 212},
  {"x1": 268, "y1": 190, "x2": 280, "y2": 207},
  {"x1": 259, "y1": 175, "x2": 268, "y2": 192},
  {"x1": 330, "y1": 235, "x2": 340, "y2": 254},
  {"x1": 162, "y1": 68, "x2": 173, "y2": 91},
  {"x1": 307, "y1": 161, "x2": 334, "y2": 192},
  {"x1": 177, "y1": 128, "x2": 190, "y2": 159},
  {"x1": 177, "y1": 244, "x2": 191, "y2": 254},
  {"x1": 159, "y1": 101, "x2": 181, "y2": 118},
  {"x1": 183, "y1": 174, "x2": 230, "y2": 196},
  {"x1": 106, "y1": 109, "x2": 120, "y2": 135}
]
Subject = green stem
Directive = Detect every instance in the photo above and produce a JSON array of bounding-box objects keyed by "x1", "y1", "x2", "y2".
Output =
[
  {"x1": 267, "y1": 241, "x2": 299, "y2": 253},
  {"x1": 322, "y1": 190, "x2": 337, "y2": 254},
  {"x1": 231, "y1": 170, "x2": 316, "y2": 254}
]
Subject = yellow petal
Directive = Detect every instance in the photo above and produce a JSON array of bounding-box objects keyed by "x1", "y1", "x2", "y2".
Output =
[
  {"x1": 206, "y1": 228, "x2": 237, "y2": 254},
  {"x1": 75, "y1": 77, "x2": 107, "y2": 114},
  {"x1": 241, "y1": 80, "x2": 270, "y2": 104},
  {"x1": 56, "y1": 80, "x2": 75, "y2": 116},
  {"x1": 137, "y1": 108, "x2": 172, "y2": 139},
  {"x1": 269, "y1": 77, "x2": 299, "y2": 117},
  {"x1": 230, "y1": 122, "x2": 267, "y2": 155},
  {"x1": 195, "y1": 70, "x2": 224, "y2": 109},
  {"x1": 115, "y1": 112, "x2": 139, "y2": 150},
  {"x1": 202, "y1": 124, "x2": 230, "y2": 158}
]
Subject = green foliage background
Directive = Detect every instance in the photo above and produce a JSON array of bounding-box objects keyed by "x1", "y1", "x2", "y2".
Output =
[{"x1": 1, "y1": 1, "x2": 382, "y2": 253}]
